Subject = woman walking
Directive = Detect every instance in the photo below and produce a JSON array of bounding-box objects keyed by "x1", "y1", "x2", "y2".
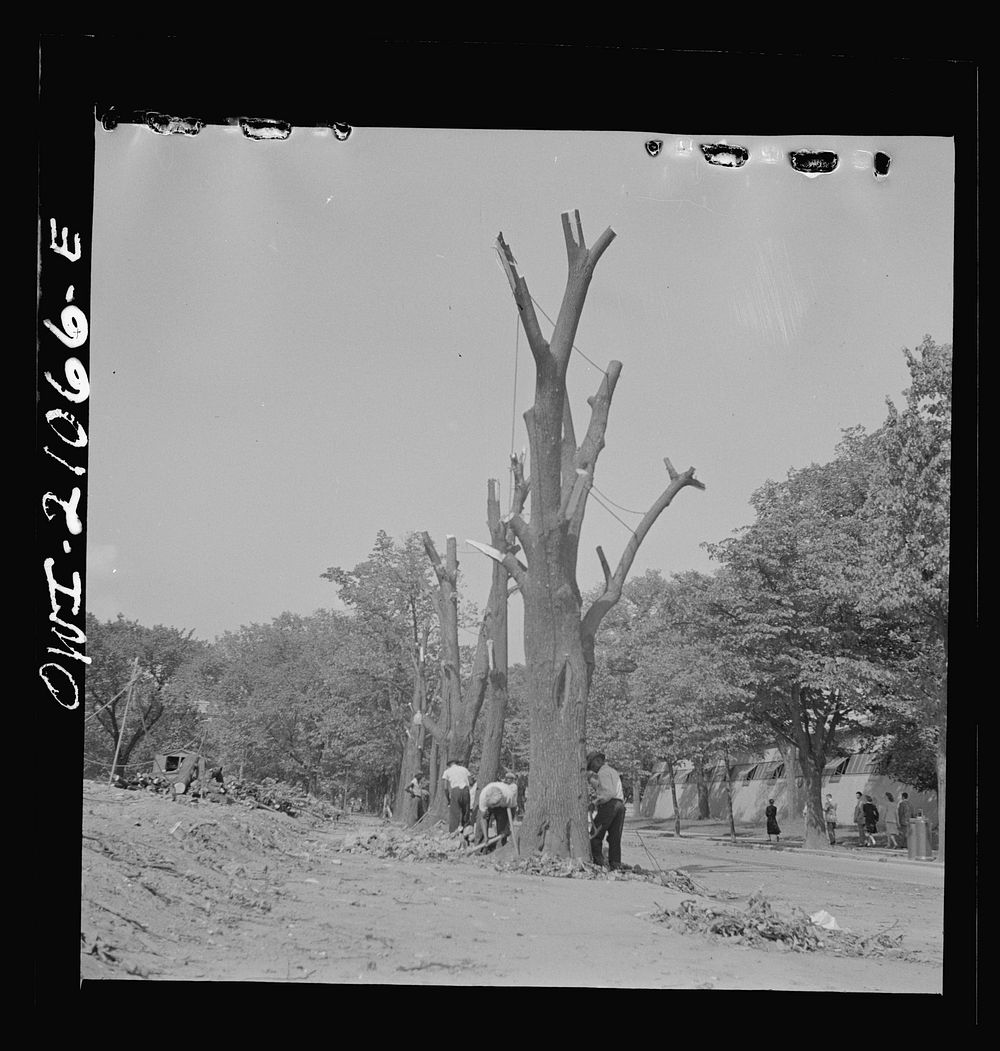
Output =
[
  {"x1": 862, "y1": 794, "x2": 879, "y2": 847},
  {"x1": 765, "y1": 799, "x2": 781, "y2": 844},
  {"x1": 884, "y1": 791, "x2": 900, "y2": 849}
]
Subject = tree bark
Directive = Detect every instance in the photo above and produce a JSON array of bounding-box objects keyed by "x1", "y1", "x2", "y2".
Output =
[
  {"x1": 935, "y1": 705, "x2": 946, "y2": 861},
  {"x1": 782, "y1": 687, "x2": 835, "y2": 849},
  {"x1": 694, "y1": 755, "x2": 711, "y2": 819},
  {"x1": 497, "y1": 212, "x2": 703, "y2": 859},
  {"x1": 777, "y1": 738, "x2": 800, "y2": 827},
  {"x1": 395, "y1": 637, "x2": 429, "y2": 826},
  {"x1": 474, "y1": 476, "x2": 517, "y2": 787},
  {"x1": 723, "y1": 745, "x2": 737, "y2": 841},
  {"x1": 799, "y1": 760, "x2": 827, "y2": 848},
  {"x1": 667, "y1": 757, "x2": 682, "y2": 837}
]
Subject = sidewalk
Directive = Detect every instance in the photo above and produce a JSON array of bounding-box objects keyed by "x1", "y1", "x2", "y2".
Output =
[{"x1": 625, "y1": 815, "x2": 939, "y2": 863}]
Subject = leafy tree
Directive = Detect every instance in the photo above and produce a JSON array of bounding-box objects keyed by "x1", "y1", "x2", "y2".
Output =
[
  {"x1": 322, "y1": 531, "x2": 440, "y2": 823},
  {"x1": 847, "y1": 336, "x2": 951, "y2": 854},
  {"x1": 861, "y1": 713, "x2": 939, "y2": 793},
  {"x1": 83, "y1": 613, "x2": 204, "y2": 779},
  {"x1": 589, "y1": 570, "x2": 756, "y2": 832},
  {"x1": 705, "y1": 453, "x2": 900, "y2": 848},
  {"x1": 204, "y1": 610, "x2": 399, "y2": 802}
]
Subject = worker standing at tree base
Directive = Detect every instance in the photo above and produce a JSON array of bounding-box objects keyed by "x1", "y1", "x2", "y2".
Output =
[
  {"x1": 441, "y1": 759, "x2": 474, "y2": 832},
  {"x1": 587, "y1": 750, "x2": 626, "y2": 870}
]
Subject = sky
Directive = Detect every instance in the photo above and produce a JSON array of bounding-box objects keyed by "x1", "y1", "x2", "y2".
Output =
[{"x1": 87, "y1": 126, "x2": 954, "y2": 663}]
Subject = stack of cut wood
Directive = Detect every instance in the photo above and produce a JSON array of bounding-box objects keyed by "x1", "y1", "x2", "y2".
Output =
[{"x1": 110, "y1": 771, "x2": 172, "y2": 794}]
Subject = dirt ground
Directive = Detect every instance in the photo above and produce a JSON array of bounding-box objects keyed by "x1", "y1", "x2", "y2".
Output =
[{"x1": 79, "y1": 780, "x2": 944, "y2": 990}]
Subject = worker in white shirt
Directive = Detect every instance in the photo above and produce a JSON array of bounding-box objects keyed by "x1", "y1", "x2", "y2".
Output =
[
  {"x1": 587, "y1": 749, "x2": 626, "y2": 870},
  {"x1": 475, "y1": 772, "x2": 519, "y2": 848},
  {"x1": 441, "y1": 759, "x2": 474, "y2": 832}
]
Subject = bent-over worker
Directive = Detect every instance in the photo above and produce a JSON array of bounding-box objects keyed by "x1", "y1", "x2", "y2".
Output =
[
  {"x1": 476, "y1": 773, "x2": 518, "y2": 847},
  {"x1": 587, "y1": 749, "x2": 625, "y2": 870}
]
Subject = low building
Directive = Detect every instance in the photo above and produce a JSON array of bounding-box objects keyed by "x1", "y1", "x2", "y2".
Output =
[
  {"x1": 151, "y1": 749, "x2": 210, "y2": 787},
  {"x1": 638, "y1": 748, "x2": 938, "y2": 831}
]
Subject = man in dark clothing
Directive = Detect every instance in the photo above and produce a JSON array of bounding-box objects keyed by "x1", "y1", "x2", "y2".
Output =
[
  {"x1": 853, "y1": 791, "x2": 866, "y2": 846},
  {"x1": 897, "y1": 792, "x2": 912, "y2": 849},
  {"x1": 587, "y1": 750, "x2": 626, "y2": 870}
]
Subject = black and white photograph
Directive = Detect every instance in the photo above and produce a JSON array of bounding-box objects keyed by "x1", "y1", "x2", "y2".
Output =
[{"x1": 37, "y1": 41, "x2": 976, "y2": 1002}]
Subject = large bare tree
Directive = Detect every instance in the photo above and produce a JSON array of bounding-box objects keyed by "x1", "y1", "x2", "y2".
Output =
[{"x1": 495, "y1": 210, "x2": 704, "y2": 858}]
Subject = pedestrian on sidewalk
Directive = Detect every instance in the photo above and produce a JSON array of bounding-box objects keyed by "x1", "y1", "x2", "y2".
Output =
[
  {"x1": 883, "y1": 791, "x2": 901, "y2": 849},
  {"x1": 862, "y1": 795, "x2": 879, "y2": 847},
  {"x1": 587, "y1": 749, "x2": 626, "y2": 870},
  {"x1": 824, "y1": 794, "x2": 838, "y2": 845},
  {"x1": 765, "y1": 799, "x2": 781, "y2": 844},
  {"x1": 854, "y1": 791, "x2": 867, "y2": 847},
  {"x1": 897, "y1": 792, "x2": 912, "y2": 849}
]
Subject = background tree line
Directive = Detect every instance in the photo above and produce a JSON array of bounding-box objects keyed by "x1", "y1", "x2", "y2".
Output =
[{"x1": 83, "y1": 532, "x2": 530, "y2": 810}]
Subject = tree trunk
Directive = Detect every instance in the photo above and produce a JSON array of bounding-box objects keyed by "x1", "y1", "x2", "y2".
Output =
[
  {"x1": 519, "y1": 585, "x2": 592, "y2": 858},
  {"x1": 395, "y1": 648, "x2": 428, "y2": 826},
  {"x1": 477, "y1": 657, "x2": 509, "y2": 788},
  {"x1": 667, "y1": 757, "x2": 682, "y2": 837},
  {"x1": 694, "y1": 755, "x2": 710, "y2": 819},
  {"x1": 789, "y1": 721, "x2": 828, "y2": 848},
  {"x1": 777, "y1": 739, "x2": 800, "y2": 826},
  {"x1": 799, "y1": 759, "x2": 827, "y2": 848},
  {"x1": 779, "y1": 690, "x2": 834, "y2": 849},
  {"x1": 419, "y1": 736, "x2": 450, "y2": 827},
  {"x1": 935, "y1": 708, "x2": 946, "y2": 861},
  {"x1": 723, "y1": 745, "x2": 737, "y2": 841},
  {"x1": 476, "y1": 508, "x2": 512, "y2": 787}
]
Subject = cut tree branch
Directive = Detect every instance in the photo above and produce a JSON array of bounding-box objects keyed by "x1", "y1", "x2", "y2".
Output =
[
  {"x1": 551, "y1": 211, "x2": 616, "y2": 372},
  {"x1": 561, "y1": 398, "x2": 577, "y2": 499},
  {"x1": 510, "y1": 452, "x2": 530, "y2": 517},
  {"x1": 581, "y1": 457, "x2": 705, "y2": 640},
  {"x1": 595, "y1": 545, "x2": 612, "y2": 587},
  {"x1": 466, "y1": 538, "x2": 527, "y2": 588},
  {"x1": 504, "y1": 455, "x2": 532, "y2": 558},
  {"x1": 496, "y1": 232, "x2": 549, "y2": 366},
  {"x1": 565, "y1": 361, "x2": 624, "y2": 536},
  {"x1": 577, "y1": 362, "x2": 623, "y2": 470}
]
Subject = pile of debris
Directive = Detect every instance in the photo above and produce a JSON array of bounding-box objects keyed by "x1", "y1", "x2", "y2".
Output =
[
  {"x1": 492, "y1": 856, "x2": 709, "y2": 893},
  {"x1": 338, "y1": 825, "x2": 469, "y2": 861},
  {"x1": 652, "y1": 892, "x2": 911, "y2": 958},
  {"x1": 110, "y1": 772, "x2": 174, "y2": 795},
  {"x1": 109, "y1": 768, "x2": 339, "y2": 821},
  {"x1": 495, "y1": 854, "x2": 598, "y2": 879},
  {"x1": 223, "y1": 777, "x2": 339, "y2": 820}
]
